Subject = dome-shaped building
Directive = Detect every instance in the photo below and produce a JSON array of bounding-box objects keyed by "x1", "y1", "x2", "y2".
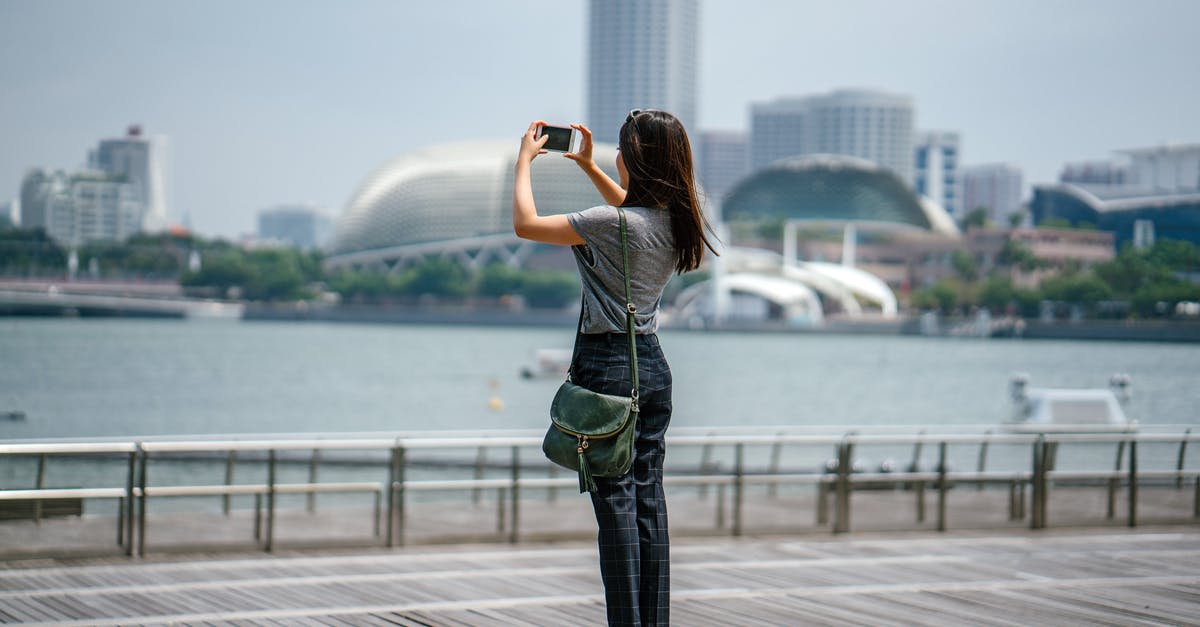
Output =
[
  {"x1": 328, "y1": 141, "x2": 620, "y2": 270},
  {"x1": 722, "y1": 154, "x2": 958, "y2": 236}
]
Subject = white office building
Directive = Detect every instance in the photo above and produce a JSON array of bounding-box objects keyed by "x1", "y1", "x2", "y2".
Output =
[
  {"x1": 962, "y1": 163, "x2": 1024, "y2": 226},
  {"x1": 89, "y1": 125, "x2": 169, "y2": 231},
  {"x1": 750, "y1": 89, "x2": 915, "y2": 183},
  {"x1": 1117, "y1": 144, "x2": 1200, "y2": 192},
  {"x1": 587, "y1": 0, "x2": 699, "y2": 144},
  {"x1": 695, "y1": 130, "x2": 748, "y2": 211},
  {"x1": 25, "y1": 170, "x2": 142, "y2": 246},
  {"x1": 913, "y1": 131, "x2": 961, "y2": 219}
]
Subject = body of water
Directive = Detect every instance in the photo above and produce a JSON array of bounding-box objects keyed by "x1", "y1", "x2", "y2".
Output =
[{"x1": 2, "y1": 318, "x2": 1197, "y2": 441}]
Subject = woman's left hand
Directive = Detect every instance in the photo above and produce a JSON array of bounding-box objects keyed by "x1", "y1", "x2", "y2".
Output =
[{"x1": 519, "y1": 121, "x2": 549, "y2": 164}]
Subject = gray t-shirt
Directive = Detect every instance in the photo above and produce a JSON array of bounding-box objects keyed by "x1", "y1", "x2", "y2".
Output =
[{"x1": 566, "y1": 205, "x2": 676, "y2": 334}]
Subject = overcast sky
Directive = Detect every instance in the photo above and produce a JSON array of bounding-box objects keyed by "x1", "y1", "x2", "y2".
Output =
[{"x1": 2, "y1": 0, "x2": 1198, "y2": 238}]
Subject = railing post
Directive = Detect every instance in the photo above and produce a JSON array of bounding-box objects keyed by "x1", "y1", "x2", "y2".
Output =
[
  {"x1": 137, "y1": 444, "x2": 148, "y2": 556},
  {"x1": 1193, "y1": 475, "x2": 1199, "y2": 518},
  {"x1": 223, "y1": 450, "x2": 237, "y2": 516},
  {"x1": 816, "y1": 478, "x2": 829, "y2": 525},
  {"x1": 767, "y1": 436, "x2": 783, "y2": 498},
  {"x1": 1127, "y1": 439, "x2": 1138, "y2": 528},
  {"x1": 699, "y1": 442, "x2": 714, "y2": 499},
  {"x1": 34, "y1": 454, "x2": 46, "y2": 524},
  {"x1": 834, "y1": 440, "x2": 852, "y2": 534},
  {"x1": 976, "y1": 431, "x2": 991, "y2": 491},
  {"x1": 473, "y1": 446, "x2": 486, "y2": 505},
  {"x1": 937, "y1": 441, "x2": 948, "y2": 532},
  {"x1": 386, "y1": 445, "x2": 405, "y2": 547},
  {"x1": 254, "y1": 495, "x2": 262, "y2": 542},
  {"x1": 733, "y1": 443, "x2": 744, "y2": 537},
  {"x1": 124, "y1": 450, "x2": 136, "y2": 556},
  {"x1": 307, "y1": 448, "x2": 320, "y2": 513},
  {"x1": 1107, "y1": 441, "x2": 1125, "y2": 519},
  {"x1": 1031, "y1": 435, "x2": 1045, "y2": 530},
  {"x1": 1177, "y1": 429, "x2": 1190, "y2": 490},
  {"x1": 265, "y1": 449, "x2": 277, "y2": 552},
  {"x1": 509, "y1": 446, "x2": 520, "y2": 544}
]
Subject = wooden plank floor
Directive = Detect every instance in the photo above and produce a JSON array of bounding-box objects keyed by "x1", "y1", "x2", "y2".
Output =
[{"x1": 0, "y1": 528, "x2": 1197, "y2": 625}]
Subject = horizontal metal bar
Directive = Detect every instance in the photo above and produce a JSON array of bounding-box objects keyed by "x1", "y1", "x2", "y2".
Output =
[
  {"x1": 1045, "y1": 433, "x2": 1200, "y2": 444},
  {"x1": 0, "y1": 443, "x2": 138, "y2": 455},
  {"x1": 273, "y1": 482, "x2": 384, "y2": 494},
  {"x1": 0, "y1": 487, "x2": 131, "y2": 500},
  {"x1": 141, "y1": 439, "x2": 397, "y2": 453},
  {"x1": 143, "y1": 485, "x2": 269, "y2": 497}
]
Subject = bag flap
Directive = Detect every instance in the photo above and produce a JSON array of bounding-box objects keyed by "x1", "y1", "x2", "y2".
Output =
[{"x1": 550, "y1": 381, "x2": 633, "y2": 437}]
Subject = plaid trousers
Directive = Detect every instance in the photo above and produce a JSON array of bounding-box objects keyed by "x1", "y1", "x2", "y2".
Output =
[{"x1": 570, "y1": 332, "x2": 672, "y2": 627}]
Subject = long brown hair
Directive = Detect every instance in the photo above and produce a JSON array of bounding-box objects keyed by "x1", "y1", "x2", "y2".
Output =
[{"x1": 619, "y1": 110, "x2": 718, "y2": 274}]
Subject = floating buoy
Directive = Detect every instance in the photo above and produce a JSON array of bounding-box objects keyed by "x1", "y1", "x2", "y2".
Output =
[{"x1": 487, "y1": 378, "x2": 504, "y2": 412}]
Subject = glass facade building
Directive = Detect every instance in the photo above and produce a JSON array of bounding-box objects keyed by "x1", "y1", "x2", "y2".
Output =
[
  {"x1": 587, "y1": 0, "x2": 699, "y2": 144},
  {"x1": 258, "y1": 204, "x2": 332, "y2": 250},
  {"x1": 750, "y1": 89, "x2": 915, "y2": 184},
  {"x1": 695, "y1": 130, "x2": 748, "y2": 212}
]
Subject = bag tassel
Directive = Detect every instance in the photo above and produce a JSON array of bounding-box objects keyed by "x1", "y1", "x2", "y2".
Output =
[{"x1": 577, "y1": 449, "x2": 596, "y2": 493}]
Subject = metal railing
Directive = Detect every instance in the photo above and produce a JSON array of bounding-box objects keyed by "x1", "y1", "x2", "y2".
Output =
[{"x1": 1, "y1": 426, "x2": 1198, "y2": 558}]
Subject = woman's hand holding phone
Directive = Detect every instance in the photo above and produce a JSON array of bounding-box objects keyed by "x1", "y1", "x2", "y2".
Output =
[
  {"x1": 519, "y1": 121, "x2": 550, "y2": 164},
  {"x1": 563, "y1": 123, "x2": 595, "y2": 169}
]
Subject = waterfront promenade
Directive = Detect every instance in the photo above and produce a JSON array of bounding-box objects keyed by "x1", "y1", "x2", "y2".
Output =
[{"x1": 1, "y1": 527, "x2": 1197, "y2": 625}]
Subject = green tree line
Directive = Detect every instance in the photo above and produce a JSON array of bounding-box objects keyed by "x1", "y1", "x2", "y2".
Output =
[
  {"x1": 911, "y1": 239, "x2": 1200, "y2": 319},
  {"x1": 0, "y1": 226, "x2": 579, "y2": 307}
]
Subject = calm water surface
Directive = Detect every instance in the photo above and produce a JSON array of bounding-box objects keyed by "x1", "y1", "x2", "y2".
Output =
[{"x1": 2, "y1": 318, "x2": 1197, "y2": 440}]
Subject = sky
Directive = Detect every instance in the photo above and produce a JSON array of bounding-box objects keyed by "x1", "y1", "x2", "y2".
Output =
[{"x1": 2, "y1": 0, "x2": 1198, "y2": 239}]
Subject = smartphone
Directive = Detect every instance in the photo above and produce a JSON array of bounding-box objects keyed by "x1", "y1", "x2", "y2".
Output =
[{"x1": 535, "y1": 124, "x2": 579, "y2": 153}]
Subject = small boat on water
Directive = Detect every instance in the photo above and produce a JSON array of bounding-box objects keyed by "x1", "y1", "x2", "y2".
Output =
[
  {"x1": 1003, "y1": 373, "x2": 1137, "y2": 433},
  {"x1": 520, "y1": 348, "x2": 572, "y2": 380},
  {"x1": 1, "y1": 410, "x2": 26, "y2": 421}
]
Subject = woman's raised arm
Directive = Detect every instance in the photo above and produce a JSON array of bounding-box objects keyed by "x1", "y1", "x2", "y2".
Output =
[
  {"x1": 564, "y1": 124, "x2": 626, "y2": 207},
  {"x1": 512, "y1": 121, "x2": 586, "y2": 246}
]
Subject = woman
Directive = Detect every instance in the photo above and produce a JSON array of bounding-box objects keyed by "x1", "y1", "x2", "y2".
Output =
[{"x1": 512, "y1": 110, "x2": 717, "y2": 626}]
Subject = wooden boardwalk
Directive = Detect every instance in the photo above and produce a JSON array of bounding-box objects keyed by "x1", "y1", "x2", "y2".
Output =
[{"x1": 0, "y1": 527, "x2": 1197, "y2": 625}]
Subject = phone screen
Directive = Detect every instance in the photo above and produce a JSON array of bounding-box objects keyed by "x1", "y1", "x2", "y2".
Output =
[{"x1": 540, "y1": 125, "x2": 573, "y2": 152}]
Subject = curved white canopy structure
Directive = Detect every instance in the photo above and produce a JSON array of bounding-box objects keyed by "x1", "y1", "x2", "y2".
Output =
[
  {"x1": 674, "y1": 273, "x2": 824, "y2": 327},
  {"x1": 690, "y1": 246, "x2": 898, "y2": 321}
]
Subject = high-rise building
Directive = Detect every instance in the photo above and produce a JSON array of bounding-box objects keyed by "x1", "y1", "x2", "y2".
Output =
[
  {"x1": 0, "y1": 198, "x2": 16, "y2": 227},
  {"x1": 750, "y1": 89, "x2": 915, "y2": 183},
  {"x1": 695, "y1": 130, "x2": 748, "y2": 210},
  {"x1": 258, "y1": 204, "x2": 332, "y2": 250},
  {"x1": 89, "y1": 125, "x2": 169, "y2": 231},
  {"x1": 962, "y1": 163, "x2": 1024, "y2": 226},
  {"x1": 913, "y1": 131, "x2": 961, "y2": 219},
  {"x1": 587, "y1": 0, "x2": 699, "y2": 144}
]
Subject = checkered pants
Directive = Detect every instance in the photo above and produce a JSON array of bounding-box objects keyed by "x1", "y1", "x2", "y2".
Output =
[{"x1": 570, "y1": 332, "x2": 672, "y2": 627}]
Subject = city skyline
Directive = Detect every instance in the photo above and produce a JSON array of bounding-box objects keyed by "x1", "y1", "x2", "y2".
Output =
[{"x1": 2, "y1": 0, "x2": 1198, "y2": 239}]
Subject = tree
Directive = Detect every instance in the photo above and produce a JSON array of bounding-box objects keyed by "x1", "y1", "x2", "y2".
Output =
[
  {"x1": 950, "y1": 249, "x2": 978, "y2": 281},
  {"x1": 402, "y1": 258, "x2": 468, "y2": 298},
  {"x1": 962, "y1": 207, "x2": 990, "y2": 229},
  {"x1": 1007, "y1": 210, "x2": 1026, "y2": 229}
]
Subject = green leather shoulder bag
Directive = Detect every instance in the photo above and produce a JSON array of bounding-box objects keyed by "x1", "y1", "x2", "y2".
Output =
[{"x1": 543, "y1": 207, "x2": 639, "y2": 493}]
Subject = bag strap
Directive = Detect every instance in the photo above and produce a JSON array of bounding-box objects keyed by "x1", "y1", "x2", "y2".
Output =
[
  {"x1": 617, "y1": 207, "x2": 639, "y2": 410},
  {"x1": 566, "y1": 207, "x2": 639, "y2": 409}
]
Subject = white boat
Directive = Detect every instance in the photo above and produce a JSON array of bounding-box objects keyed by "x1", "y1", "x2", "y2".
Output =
[
  {"x1": 1003, "y1": 373, "x2": 1137, "y2": 433},
  {"x1": 520, "y1": 348, "x2": 572, "y2": 380}
]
